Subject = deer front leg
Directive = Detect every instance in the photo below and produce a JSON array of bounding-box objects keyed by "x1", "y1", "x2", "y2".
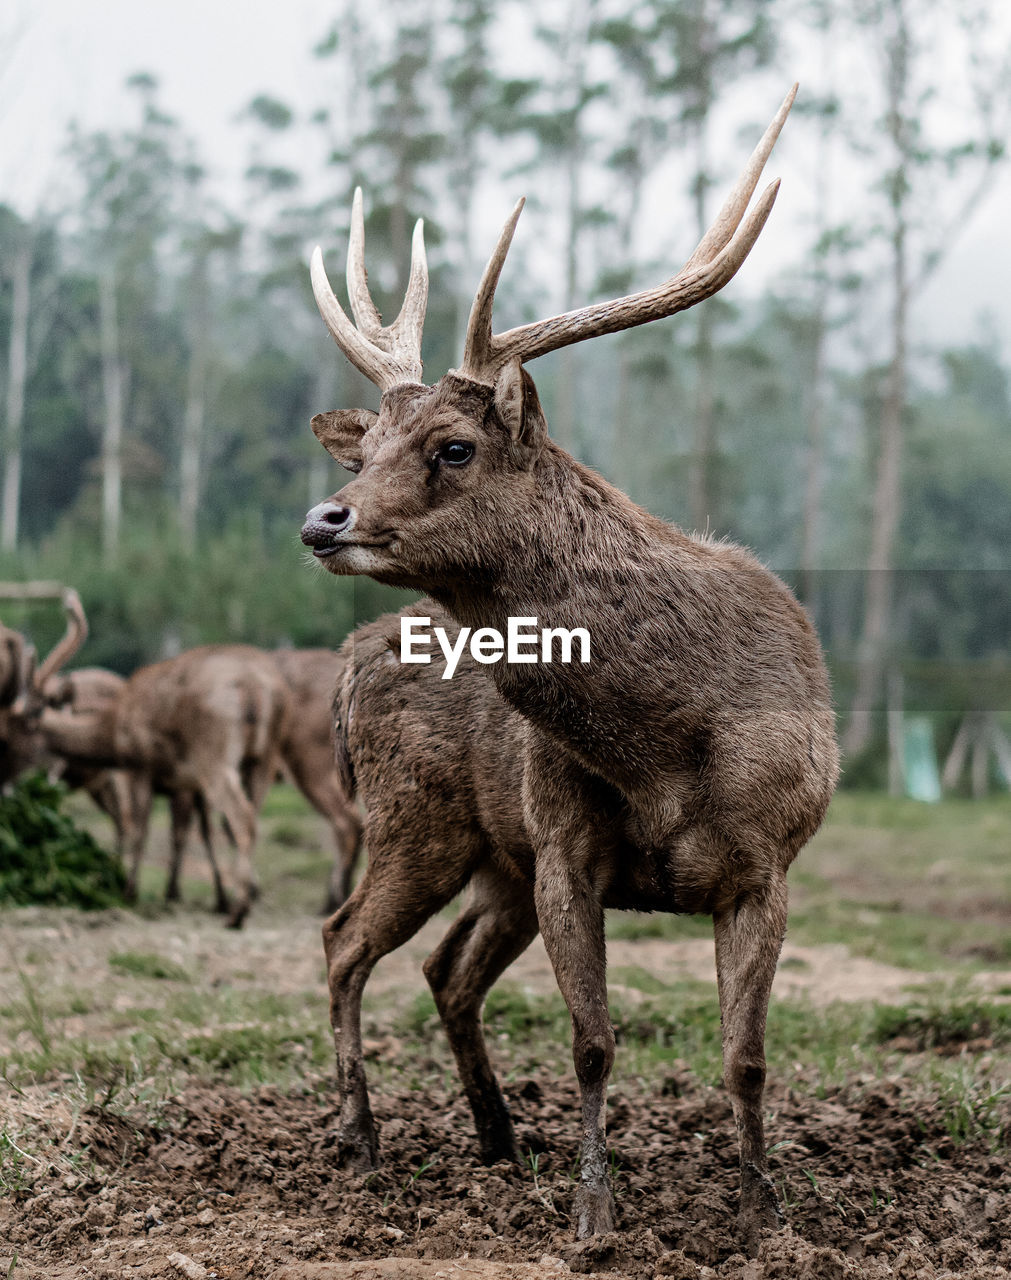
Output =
[
  {"x1": 322, "y1": 839, "x2": 474, "y2": 1173},
  {"x1": 524, "y1": 748, "x2": 617, "y2": 1238},
  {"x1": 166, "y1": 789, "x2": 196, "y2": 903},
  {"x1": 713, "y1": 873, "x2": 789, "y2": 1257},
  {"x1": 423, "y1": 860, "x2": 539, "y2": 1164}
]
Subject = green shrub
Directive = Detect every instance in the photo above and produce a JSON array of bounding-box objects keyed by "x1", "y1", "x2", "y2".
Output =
[{"x1": 0, "y1": 773, "x2": 127, "y2": 909}]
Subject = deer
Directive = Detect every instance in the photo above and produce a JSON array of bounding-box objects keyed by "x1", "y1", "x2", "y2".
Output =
[
  {"x1": 299, "y1": 86, "x2": 840, "y2": 1253},
  {"x1": 2, "y1": 594, "x2": 228, "y2": 908},
  {"x1": 271, "y1": 648, "x2": 364, "y2": 911},
  {"x1": 18, "y1": 643, "x2": 290, "y2": 926},
  {"x1": 324, "y1": 601, "x2": 538, "y2": 1172}
]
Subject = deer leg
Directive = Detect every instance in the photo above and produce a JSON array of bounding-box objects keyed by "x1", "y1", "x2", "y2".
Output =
[
  {"x1": 422, "y1": 861, "x2": 539, "y2": 1164},
  {"x1": 323, "y1": 801, "x2": 364, "y2": 915},
  {"x1": 713, "y1": 872, "x2": 789, "y2": 1257},
  {"x1": 322, "y1": 838, "x2": 475, "y2": 1173},
  {"x1": 166, "y1": 790, "x2": 196, "y2": 903},
  {"x1": 194, "y1": 797, "x2": 230, "y2": 914},
  {"x1": 525, "y1": 749, "x2": 617, "y2": 1238},
  {"x1": 123, "y1": 773, "x2": 153, "y2": 902},
  {"x1": 204, "y1": 768, "x2": 258, "y2": 928}
]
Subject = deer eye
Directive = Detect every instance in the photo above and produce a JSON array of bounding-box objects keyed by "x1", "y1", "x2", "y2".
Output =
[{"x1": 437, "y1": 441, "x2": 474, "y2": 466}]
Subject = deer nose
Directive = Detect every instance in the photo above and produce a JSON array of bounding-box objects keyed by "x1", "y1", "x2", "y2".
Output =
[{"x1": 301, "y1": 500, "x2": 355, "y2": 551}]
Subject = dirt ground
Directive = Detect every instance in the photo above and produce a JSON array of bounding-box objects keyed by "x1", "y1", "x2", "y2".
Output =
[
  {"x1": 1, "y1": 904, "x2": 1009, "y2": 1280},
  {"x1": 3, "y1": 1061, "x2": 1010, "y2": 1280}
]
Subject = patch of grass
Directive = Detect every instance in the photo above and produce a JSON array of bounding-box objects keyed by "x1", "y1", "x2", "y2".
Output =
[
  {"x1": 873, "y1": 999, "x2": 1011, "y2": 1050},
  {"x1": 109, "y1": 951, "x2": 191, "y2": 982},
  {"x1": 934, "y1": 1068, "x2": 1010, "y2": 1148}
]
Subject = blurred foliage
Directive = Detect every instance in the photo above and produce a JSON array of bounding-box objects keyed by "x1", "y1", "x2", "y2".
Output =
[
  {"x1": 0, "y1": 773, "x2": 127, "y2": 909},
  {"x1": 0, "y1": 0, "x2": 1009, "y2": 782}
]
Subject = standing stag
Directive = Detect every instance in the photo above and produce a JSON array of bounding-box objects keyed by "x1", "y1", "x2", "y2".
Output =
[{"x1": 301, "y1": 86, "x2": 839, "y2": 1251}]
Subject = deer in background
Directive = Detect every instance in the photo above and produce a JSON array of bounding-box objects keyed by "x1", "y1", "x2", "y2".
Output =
[
  {"x1": 271, "y1": 648, "x2": 363, "y2": 911},
  {"x1": 301, "y1": 87, "x2": 839, "y2": 1252},
  {"x1": 19, "y1": 643, "x2": 290, "y2": 926},
  {"x1": 2, "y1": 592, "x2": 139, "y2": 842}
]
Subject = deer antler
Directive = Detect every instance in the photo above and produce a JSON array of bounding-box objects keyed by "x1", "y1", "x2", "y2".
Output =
[
  {"x1": 457, "y1": 85, "x2": 798, "y2": 385},
  {"x1": 34, "y1": 588, "x2": 88, "y2": 689},
  {"x1": 311, "y1": 188, "x2": 429, "y2": 391}
]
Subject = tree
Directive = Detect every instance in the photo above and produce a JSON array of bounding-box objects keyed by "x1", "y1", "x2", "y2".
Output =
[{"x1": 842, "y1": 0, "x2": 1009, "y2": 758}]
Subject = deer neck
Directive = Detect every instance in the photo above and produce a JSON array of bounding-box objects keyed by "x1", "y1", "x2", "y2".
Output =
[{"x1": 428, "y1": 445, "x2": 691, "y2": 781}]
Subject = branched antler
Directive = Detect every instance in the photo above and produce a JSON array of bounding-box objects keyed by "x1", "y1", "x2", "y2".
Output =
[
  {"x1": 456, "y1": 85, "x2": 797, "y2": 385},
  {"x1": 311, "y1": 189, "x2": 429, "y2": 391}
]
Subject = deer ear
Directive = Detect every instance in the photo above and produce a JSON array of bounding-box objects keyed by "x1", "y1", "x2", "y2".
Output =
[
  {"x1": 493, "y1": 359, "x2": 547, "y2": 462},
  {"x1": 311, "y1": 408, "x2": 378, "y2": 473}
]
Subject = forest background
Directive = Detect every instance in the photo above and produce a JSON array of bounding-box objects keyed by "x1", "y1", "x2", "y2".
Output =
[{"x1": 1, "y1": 0, "x2": 1010, "y2": 783}]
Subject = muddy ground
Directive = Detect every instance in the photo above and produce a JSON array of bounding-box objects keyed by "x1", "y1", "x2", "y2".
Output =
[
  {"x1": 3, "y1": 1053, "x2": 1010, "y2": 1280},
  {"x1": 3, "y1": 794, "x2": 1010, "y2": 1280}
]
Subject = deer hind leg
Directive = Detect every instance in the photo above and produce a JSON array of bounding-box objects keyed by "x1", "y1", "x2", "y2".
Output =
[
  {"x1": 324, "y1": 801, "x2": 363, "y2": 915},
  {"x1": 713, "y1": 871, "x2": 789, "y2": 1257},
  {"x1": 322, "y1": 837, "x2": 474, "y2": 1173},
  {"x1": 195, "y1": 796, "x2": 230, "y2": 914},
  {"x1": 422, "y1": 859, "x2": 539, "y2": 1164},
  {"x1": 166, "y1": 789, "x2": 196, "y2": 903},
  {"x1": 204, "y1": 767, "x2": 259, "y2": 928},
  {"x1": 122, "y1": 772, "x2": 153, "y2": 902}
]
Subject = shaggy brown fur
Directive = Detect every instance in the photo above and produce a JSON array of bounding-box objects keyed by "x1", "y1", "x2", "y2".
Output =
[
  {"x1": 324, "y1": 603, "x2": 535, "y2": 1171},
  {"x1": 303, "y1": 368, "x2": 839, "y2": 1249},
  {"x1": 301, "y1": 95, "x2": 837, "y2": 1249}
]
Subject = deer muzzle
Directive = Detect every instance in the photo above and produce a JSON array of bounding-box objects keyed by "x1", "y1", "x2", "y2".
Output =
[{"x1": 301, "y1": 501, "x2": 356, "y2": 557}]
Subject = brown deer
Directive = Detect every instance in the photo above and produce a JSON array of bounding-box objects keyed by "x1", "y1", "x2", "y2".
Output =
[
  {"x1": 301, "y1": 86, "x2": 839, "y2": 1251},
  {"x1": 324, "y1": 602, "x2": 537, "y2": 1171},
  {"x1": 1, "y1": 595, "x2": 228, "y2": 908},
  {"x1": 23, "y1": 644, "x2": 290, "y2": 926},
  {"x1": 271, "y1": 648, "x2": 364, "y2": 911}
]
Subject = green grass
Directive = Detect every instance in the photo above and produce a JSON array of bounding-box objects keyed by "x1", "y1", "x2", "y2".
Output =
[
  {"x1": 607, "y1": 792, "x2": 1011, "y2": 972},
  {"x1": 108, "y1": 951, "x2": 191, "y2": 982}
]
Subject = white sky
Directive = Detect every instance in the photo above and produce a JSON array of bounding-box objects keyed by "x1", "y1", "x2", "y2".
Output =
[{"x1": 2, "y1": 0, "x2": 1010, "y2": 359}]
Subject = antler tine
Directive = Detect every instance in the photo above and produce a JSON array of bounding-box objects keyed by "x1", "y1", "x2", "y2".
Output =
[
  {"x1": 34, "y1": 587, "x2": 88, "y2": 688},
  {"x1": 391, "y1": 217, "x2": 430, "y2": 359},
  {"x1": 458, "y1": 197, "x2": 526, "y2": 382},
  {"x1": 346, "y1": 187, "x2": 384, "y2": 338},
  {"x1": 456, "y1": 89, "x2": 795, "y2": 382},
  {"x1": 494, "y1": 178, "x2": 782, "y2": 366},
  {"x1": 682, "y1": 82, "x2": 798, "y2": 273}
]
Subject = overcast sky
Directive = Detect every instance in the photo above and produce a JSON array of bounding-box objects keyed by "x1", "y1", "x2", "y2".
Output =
[{"x1": 2, "y1": 0, "x2": 1010, "y2": 360}]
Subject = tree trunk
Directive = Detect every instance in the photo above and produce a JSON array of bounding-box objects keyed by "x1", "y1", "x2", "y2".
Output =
[
  {"x1": 1, "y1": 230, "x2": 31, "y2": 553},
  {"x1": 180, "y1": 251, "x2": 209, "y2": 552},
  {"x1": 689, "y1": 111, "x2": 716, "y2": 534},
  {"x1": 843, "y1": 209, "x2": 908, "y2": 757},
  {"x1": 98, "y1": 269, "x2": 124, "y2": 566}
]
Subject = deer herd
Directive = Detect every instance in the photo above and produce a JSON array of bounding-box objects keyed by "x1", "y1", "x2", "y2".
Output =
[{"x1": 3, "y1": 88, "x2": 841, "y2": 1254}]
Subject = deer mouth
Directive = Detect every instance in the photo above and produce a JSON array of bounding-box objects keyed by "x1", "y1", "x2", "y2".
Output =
[{"x1": 311, "y1": 538, "x2": 392, "y2": 560}]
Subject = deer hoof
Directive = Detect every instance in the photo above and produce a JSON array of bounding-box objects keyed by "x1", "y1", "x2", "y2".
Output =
[
  {"x1": 574, "y1": 1182, "x2": 616, "y2": 1238},
  {"x1": 337, "y1": 1130, "x2": 380, "y2": 1173},
  {"x1": 737, "y1": 1163, "x2": 783, "y2": 1257}
]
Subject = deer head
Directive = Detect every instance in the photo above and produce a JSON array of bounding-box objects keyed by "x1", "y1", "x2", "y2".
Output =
[{"x1": 301, "y1": 87, "x2": 796, "y2": 592}]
